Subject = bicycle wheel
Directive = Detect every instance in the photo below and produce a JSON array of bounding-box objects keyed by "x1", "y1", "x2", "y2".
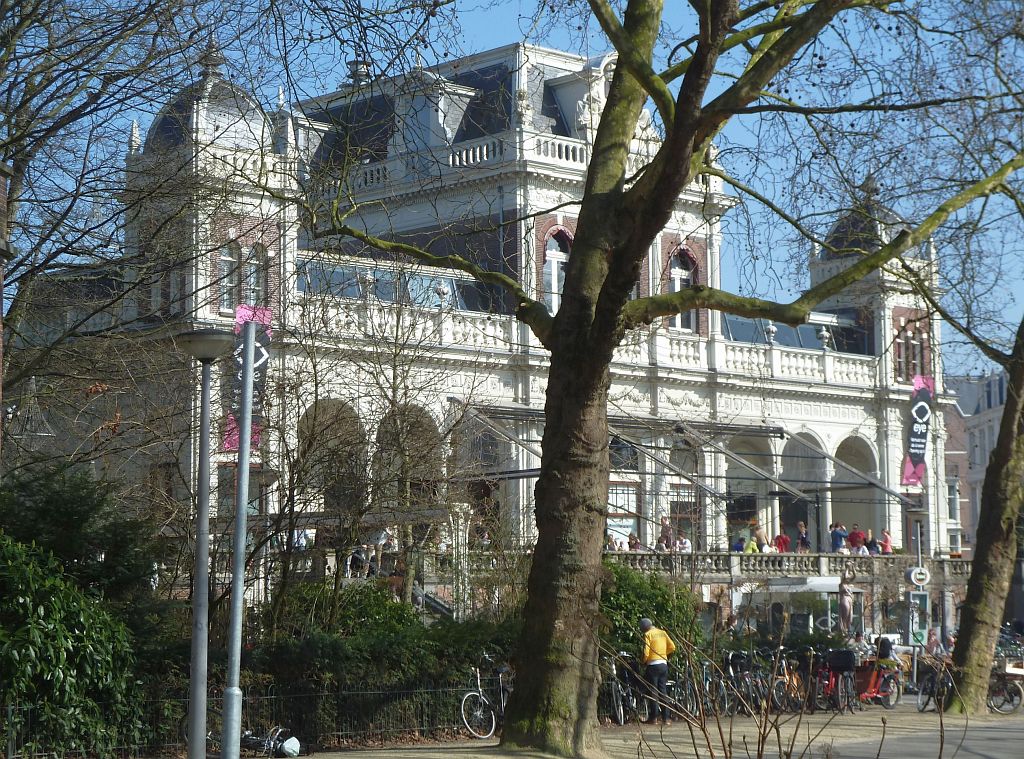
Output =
[
  {"x1": 461, "y1": 692, "x2": 496, "y2": 739},
  {"x1": 632, "y1": 687, "x2": 652, "y2": 723},
  {"x1": 878, "y1": 674, "x2": 901, "y2": 710},
  {"x1": 987, "y1": 677, "x2": 1023, "y2": 715},
  {"x1": 771, "y1": 679, "x2": 789, "y2": 713},
  {"x1": 917, "y1": 673, "x2": 936, "y2": 712},
  {"x1": 844, "y1": 673, "x2": 858, "y2": 714},
  {"x1": 709, "y1": 677, "x2": 730, "y2": 716},
  {"x1": 609, "y1": 683, "x2": 626, "y2": 726},
  {"x1": 789, "y1": 674, "x2": 809, "y2": 713},
  {"x1": 934, "y1": 673, "x2": 951, "y2": 711}
]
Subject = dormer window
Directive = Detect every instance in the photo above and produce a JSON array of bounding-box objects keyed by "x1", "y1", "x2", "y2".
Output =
[
  {"x1": 667, "y1": 249, "x2": 697, "y2": 331},
  {"x1": 542, "y1": 230, "x2": 572, "y2": 314}
]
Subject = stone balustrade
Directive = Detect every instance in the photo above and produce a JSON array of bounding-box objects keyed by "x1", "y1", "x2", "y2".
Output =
[
  {"x1": 603, "y1": 551, "x2": 971, "y2": 588},
  {"x1": 291, "y1": 299, "x2": 885, "y2": 389}
]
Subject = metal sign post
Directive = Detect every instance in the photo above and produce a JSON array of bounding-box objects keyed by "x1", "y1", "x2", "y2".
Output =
[{"x1": 221, "y1": 320, "x2": 256, "y2": 759}]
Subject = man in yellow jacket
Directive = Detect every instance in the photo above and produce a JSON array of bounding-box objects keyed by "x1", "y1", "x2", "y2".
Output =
[{"x1": 640, "y1": 617, "x2": 676, "y2": 725}]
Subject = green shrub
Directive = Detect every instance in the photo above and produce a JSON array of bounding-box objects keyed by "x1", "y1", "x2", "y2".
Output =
[
  {"x1": 0, "y1": 466, "x2": 158, "y2": 602},
  {"x1": 265, "y1": 578, "x2": 421, "y2": 638},
  {"x1": 599, "y1": 561, "x2": 703, "y2": 656},
  {"x1": 0, "y1": 533, "x2": 141, "y2": 753}
]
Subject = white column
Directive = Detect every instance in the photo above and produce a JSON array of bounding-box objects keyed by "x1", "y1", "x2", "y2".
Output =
[{"x1": 820, "y1": 460, "x2": 835, "y2": 551}]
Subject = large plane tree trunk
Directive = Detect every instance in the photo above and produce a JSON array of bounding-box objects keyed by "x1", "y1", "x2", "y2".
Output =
[
  {"x1": 949, "y1": 323, "x2": 1024, "y2": 713},
  {"x1": 501, "y1": 319, "x2": 615, "y2": 758}
]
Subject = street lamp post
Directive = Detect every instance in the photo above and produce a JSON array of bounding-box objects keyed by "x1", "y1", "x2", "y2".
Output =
[{"x1": 178, "y1": 328, "x2": 234, "y2": 759}]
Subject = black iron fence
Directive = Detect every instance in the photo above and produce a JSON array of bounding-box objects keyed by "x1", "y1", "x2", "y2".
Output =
[{"x1": 1, "y1": 679, "x2": 483, "y2": 758}]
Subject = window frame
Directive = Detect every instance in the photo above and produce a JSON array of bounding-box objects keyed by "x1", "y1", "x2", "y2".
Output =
[
  {"x1": 219, "y1": 241, "x2": 269, "y2": 313},
  {"x1": 542, "y1": 230, "x2": 572, "y2": 314},
  {"x1": 667, "y1": 248, "x2": 697, "y2": 331}
]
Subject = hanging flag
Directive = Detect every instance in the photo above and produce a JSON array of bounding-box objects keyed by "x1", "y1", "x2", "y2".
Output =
[
  {"x1": 222, "y1": 305, "x2": 272, "y2": 451},
  {"x1": 900, "y1": 375, "x2": 934, "y2": 486}
]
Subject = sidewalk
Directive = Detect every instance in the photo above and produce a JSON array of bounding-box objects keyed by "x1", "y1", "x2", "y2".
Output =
[{"x1": 312, "y1": 704, "x2": 1016, "y2": 758}]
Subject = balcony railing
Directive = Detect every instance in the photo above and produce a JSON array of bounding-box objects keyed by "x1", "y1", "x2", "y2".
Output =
[{"x1": 603, "y1": 551, "x2": 971, "y2": 586}]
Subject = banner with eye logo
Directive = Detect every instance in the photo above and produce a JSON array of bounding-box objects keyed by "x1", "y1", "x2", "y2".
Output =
[{"x1": 900, "y1": 375, "x2": 934, "y2": 486}]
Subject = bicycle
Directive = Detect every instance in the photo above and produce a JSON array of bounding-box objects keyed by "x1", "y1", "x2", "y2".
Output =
[
  {"x1": 180, "y1": 709, "x2": 302, "y2": 756},
  {"x1": 986, "y1": 672, "x2": 1024, "y2": 715},
  {"x1": 814, "y1": 648, "x2": 857, "y2": 714},
  {"x1": 917, "y1": 663, "x2": 954, "y2": 712},
  {"x1": 768, "y1": 647, "x2": 809, "y2": 713},
  {"x1": 461, "y1": 656, "x2": 514, "y2": 739},
  {"x1": 603, "y1": 651, "x2": 651, "y2": 725},
  {"x1": 858, "y1": 661, "x2": 902, "y2": 710}
]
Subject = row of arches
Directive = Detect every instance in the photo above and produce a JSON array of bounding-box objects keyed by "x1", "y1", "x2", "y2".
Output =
[
  {"x1": 600, "y1": 431, "x2": 887, "y2": 553},
  {"x1": 293, "y1": 400, "x2": 443, "y2": 540}
]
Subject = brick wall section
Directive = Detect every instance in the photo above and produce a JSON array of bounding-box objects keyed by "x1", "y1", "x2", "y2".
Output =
[
  {"x1": 208, "y1": 213, "x2": 282, "y2": 321},
  {"x1": 638, "y1": 249, "x2": 650, "y2": 298},
  {"x1": 891, "y1": 306, "x2": 931, "y2": 372},
  {"x1": 659, "y1": 233, "x2": 709, "y2": 336}
]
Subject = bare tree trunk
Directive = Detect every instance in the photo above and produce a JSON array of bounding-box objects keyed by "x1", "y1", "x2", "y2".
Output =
[
  {"x1": 949, "y1": 320, "x2": 1024, "y2": 712},
  {"x1": 502, "y1": 336, "x2": 612, "y2": 758}
]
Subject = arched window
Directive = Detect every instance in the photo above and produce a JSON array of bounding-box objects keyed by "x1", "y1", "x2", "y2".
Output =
[
  {"x1": 543, "y1": 230, "x2": 571, "y2": 314},
  {"x1": 668, "y1": 249, "x2": 697, "y2": 330},
  {"x1": 219, "y1": 241, "x2": 269, "y2": 311}
]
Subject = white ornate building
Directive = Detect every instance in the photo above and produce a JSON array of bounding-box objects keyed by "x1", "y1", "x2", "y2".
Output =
[{"x1": 12, "y1": 43, "x2": 964, "y2": 611}]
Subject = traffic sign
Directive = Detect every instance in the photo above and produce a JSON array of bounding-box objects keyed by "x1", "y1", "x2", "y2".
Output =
[{"x1": 906, "y1": 565, "x2": 931, "y2": 587}]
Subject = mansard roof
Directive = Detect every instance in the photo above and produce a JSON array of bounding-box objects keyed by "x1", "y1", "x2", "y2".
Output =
[{"x1": 144, "y1": 48, "x2": 268, "y2": 154}]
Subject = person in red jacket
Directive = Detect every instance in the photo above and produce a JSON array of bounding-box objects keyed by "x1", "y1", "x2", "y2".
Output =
[
  {"x1": 640, "y1": 618, "x2": 676, "y2": 725},
  {"x1": 847, "y1": 523, "x2": 866, "y2": 550}
]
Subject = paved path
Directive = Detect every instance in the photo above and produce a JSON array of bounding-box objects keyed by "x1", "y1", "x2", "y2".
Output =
[{"x1": 312, "y1": 705, "x2": 1023, "y2": 758}]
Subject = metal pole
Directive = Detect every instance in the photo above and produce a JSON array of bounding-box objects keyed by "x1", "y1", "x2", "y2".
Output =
[
  {"x1": 187, "y1": 358, "x2": 215, "y2": 759},
  {"x1": 815, "y1": 493, "x2": 822, "y2": 553},
  {"x1": 221, "y1": 320, "x2": 256, "y2": 759}
]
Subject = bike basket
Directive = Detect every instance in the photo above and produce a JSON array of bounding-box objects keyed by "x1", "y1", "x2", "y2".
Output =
[{"x1": 826, "y1": 649, "x2": 857, "y2": 672}]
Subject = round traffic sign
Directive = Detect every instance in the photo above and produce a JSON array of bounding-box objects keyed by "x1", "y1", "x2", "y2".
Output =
[{"x1": 906, "y1": 565, "x2": 931, "y2": 587}]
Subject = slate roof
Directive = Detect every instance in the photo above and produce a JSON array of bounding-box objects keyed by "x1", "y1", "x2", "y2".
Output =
[{"x1": 144, "y1": 73, "x2": 267, "y2": 153}]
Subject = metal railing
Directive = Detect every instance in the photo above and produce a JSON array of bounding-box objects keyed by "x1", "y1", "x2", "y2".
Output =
[{"x1": 1, "y1": 681, "x2": 477, "y2": 758}]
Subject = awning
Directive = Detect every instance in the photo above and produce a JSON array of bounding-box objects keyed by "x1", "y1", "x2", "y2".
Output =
[{"x1": 764, "y1": 576, "x2": 865, "y2": 594}]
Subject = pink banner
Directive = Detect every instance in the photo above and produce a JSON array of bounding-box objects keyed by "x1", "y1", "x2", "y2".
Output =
[{"x1": 900, "y1": 375, "x2": 934, "y2": 486}]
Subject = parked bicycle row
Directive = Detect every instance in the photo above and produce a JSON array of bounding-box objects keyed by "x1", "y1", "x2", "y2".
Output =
[
  {"x1": 600, "y1": 645, "x2": 899, "y2": 724},
  {"x1": 458, "y1": 646, "x2": 1022, "y2": 740}
]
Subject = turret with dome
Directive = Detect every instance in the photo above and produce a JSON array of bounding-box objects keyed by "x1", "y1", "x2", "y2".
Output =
[
  {"x1": 807, "y1": 175, "x2": 941, "y2": 389},
  {"x1": 821, "y1": 177, "x2": 916, "y2": 259},
  {"x1": 122, "y1": 41, "x2": 294, "y2": 330},
  {"x1": 142, "y1": 42, "x2": 272, "y2": 155}
]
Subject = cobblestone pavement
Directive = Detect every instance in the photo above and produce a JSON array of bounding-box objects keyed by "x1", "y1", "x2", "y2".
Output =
[{"x1": 312, "y1": 703, "x2": 1021, "y2": 758}]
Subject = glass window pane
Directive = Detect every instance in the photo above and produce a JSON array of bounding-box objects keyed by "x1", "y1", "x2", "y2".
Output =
[
  {"x1": 329, "y1": 267, "x2": 360, "y2": 298},
  {"x1": 772, "y1": 323, "x2": 800, "y2": 347},
  {"x1": 366, "y1": 270, "x2": 397, "y2": 302},
  {"x1": 797, "y1": 324, "x2": 820, "y2": 348}
]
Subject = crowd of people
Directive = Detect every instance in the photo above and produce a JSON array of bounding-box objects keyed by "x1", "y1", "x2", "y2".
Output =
[
  {"x1": 725, "y1": 521, "x2": 895, "y2": 555},
  {"x1": 827, "y1": 523, "x2": 894, "y2": 555}
]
